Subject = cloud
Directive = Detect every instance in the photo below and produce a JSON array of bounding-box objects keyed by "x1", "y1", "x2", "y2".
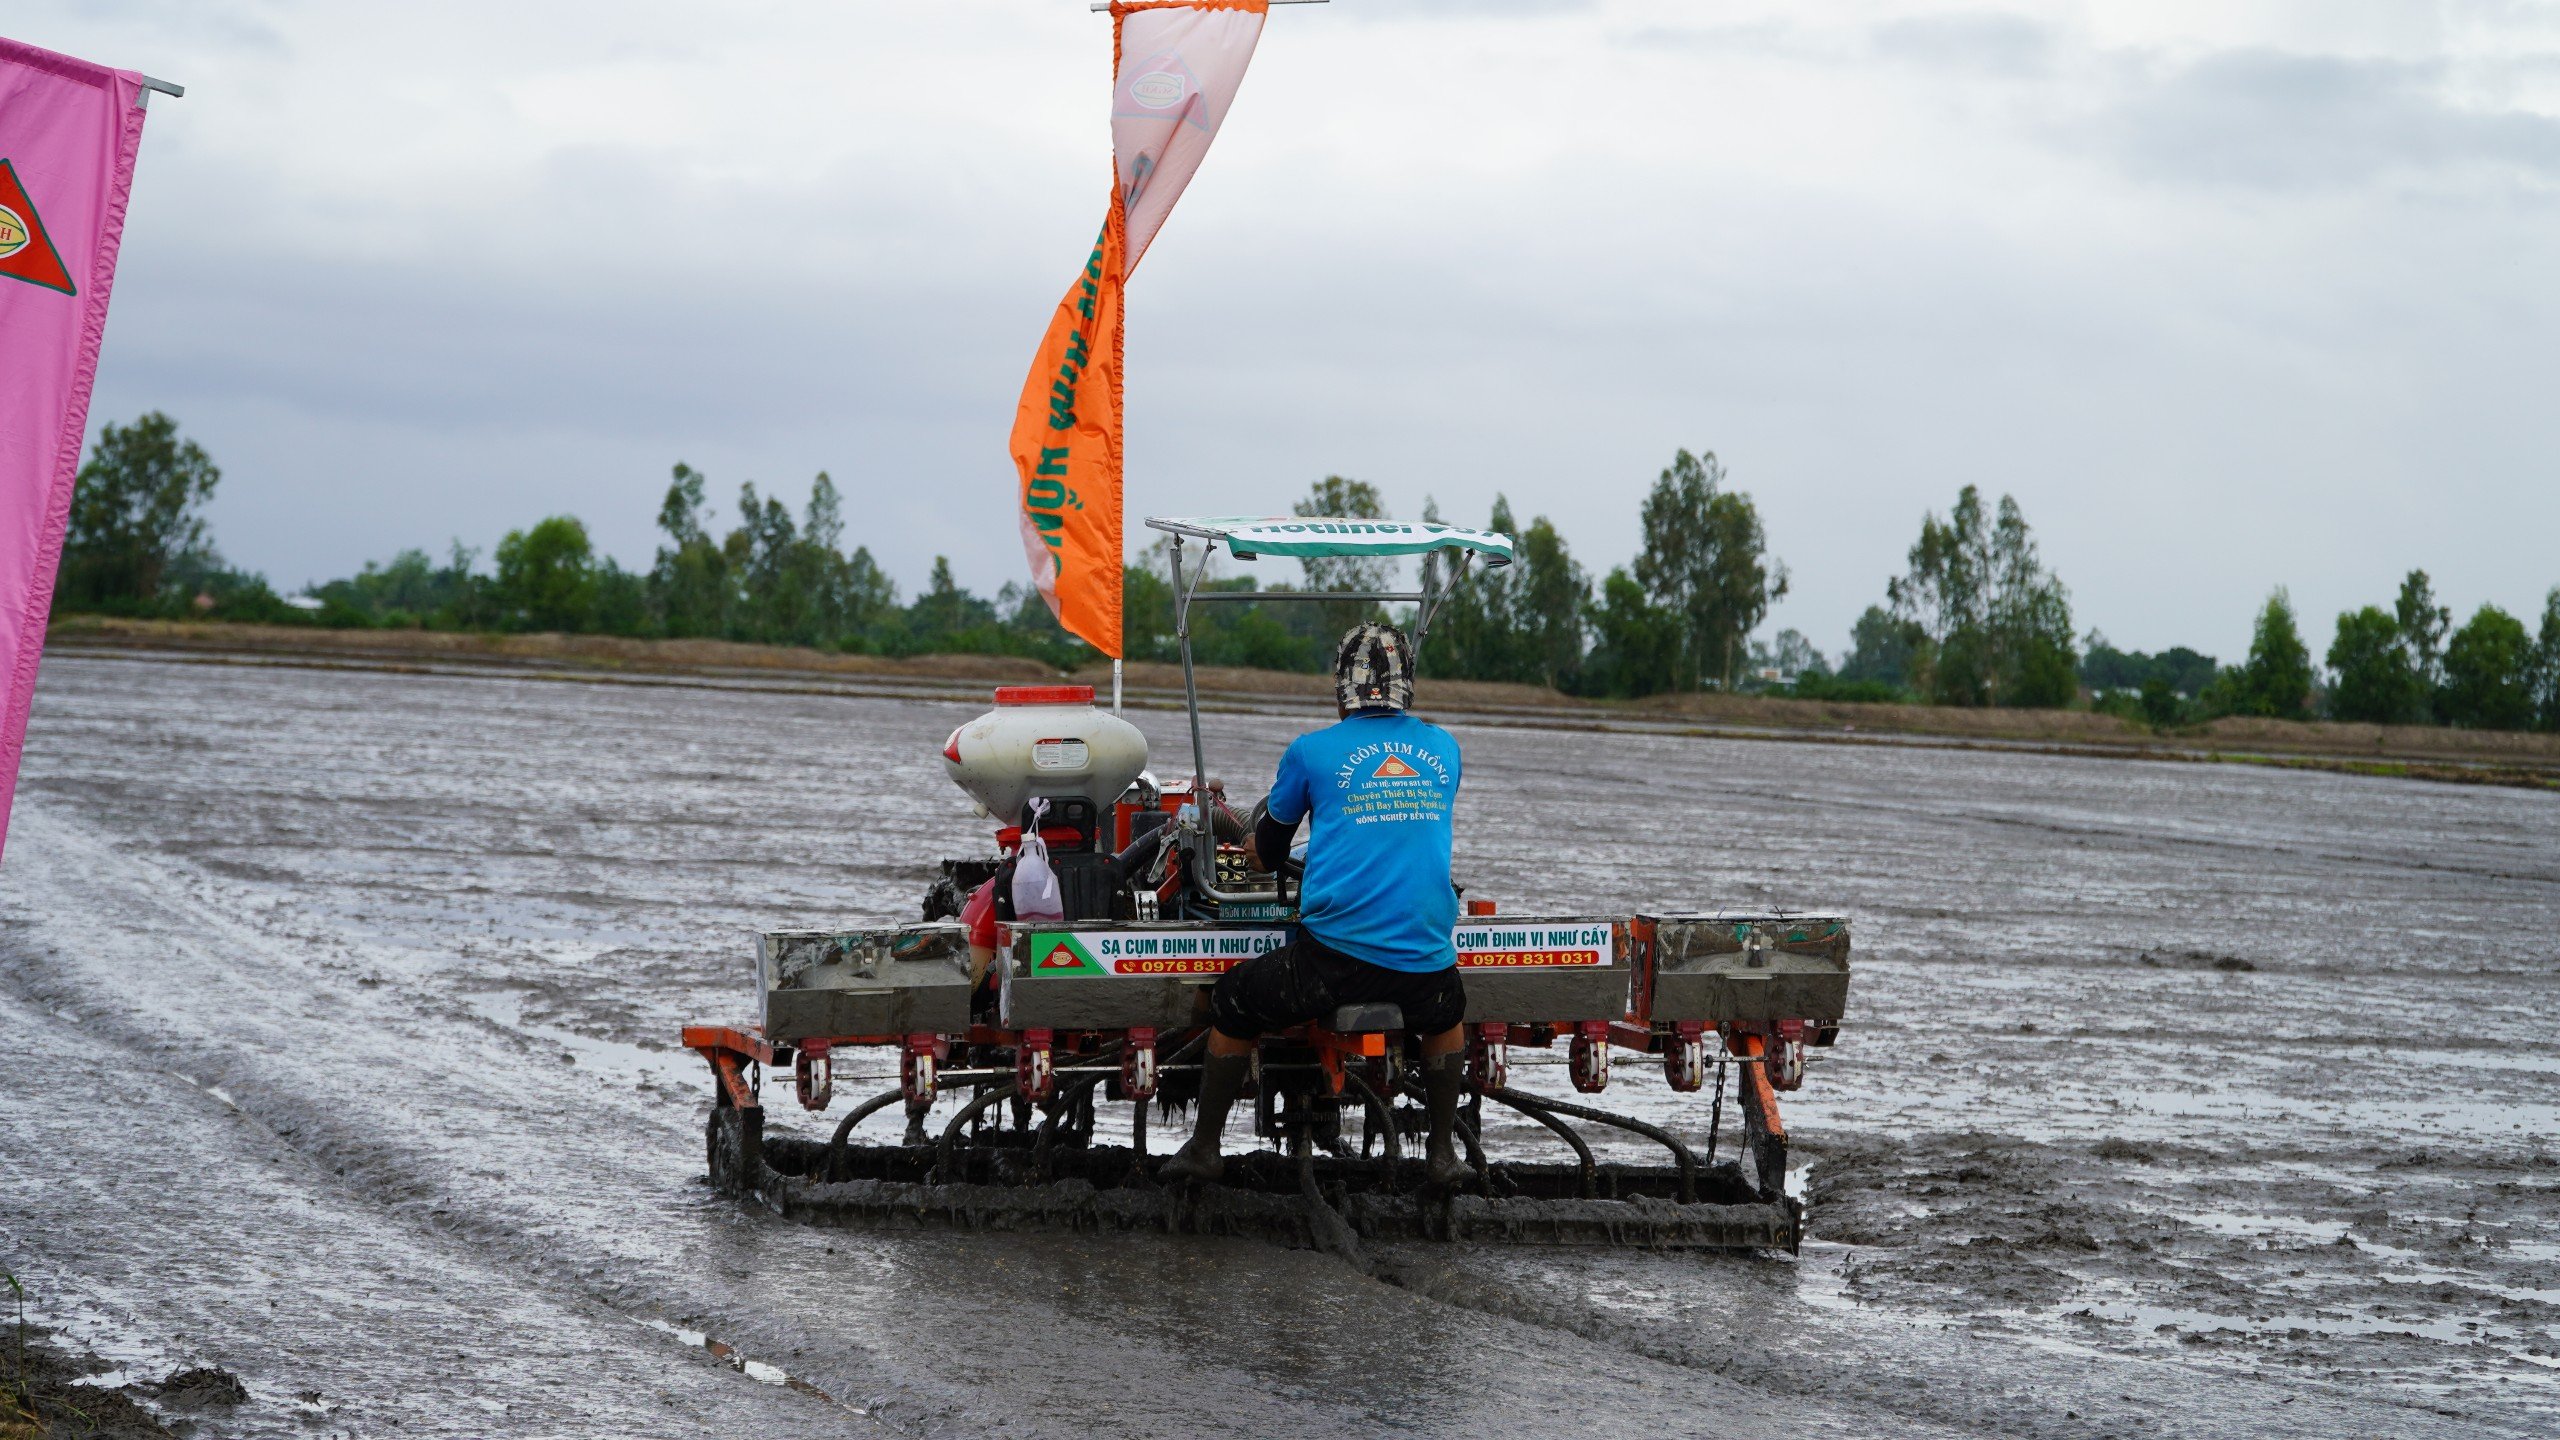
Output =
[
  {"x1": 1871, "y1": 12, "x2": 2054, "y2": 77},
  {"x1": 2093, "y1": 49, "x2": 2560, "y2": 189}
]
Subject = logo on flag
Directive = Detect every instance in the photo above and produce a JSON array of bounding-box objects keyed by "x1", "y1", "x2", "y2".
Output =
[
  {"x1": 1371, "y1": 754, "x2": 1420, "y2": 780},
  {"x1": 1124, "y1": 59, "x2": 1194, "y2": 113},
  {"x1": 0, "y1": 161, "x2": 76, "y2": 296}
]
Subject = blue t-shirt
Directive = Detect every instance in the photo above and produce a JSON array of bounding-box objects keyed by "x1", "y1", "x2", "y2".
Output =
[{"x1": 1265, "y1": 711, "x2": 1463, "y2": 972}]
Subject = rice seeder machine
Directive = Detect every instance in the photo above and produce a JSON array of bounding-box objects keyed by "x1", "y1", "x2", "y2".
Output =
[{"x1": 681, "y1": 518, "x2": 1851, "y2": 1253}]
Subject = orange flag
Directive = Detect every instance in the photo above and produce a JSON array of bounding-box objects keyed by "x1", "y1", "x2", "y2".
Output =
[
  {"x1": 1009, "y1": 1, "x2": 1267, "y2": 658},
  {"x1": 1009, "y1": 207, "x2": 1127, "y2": 656}
]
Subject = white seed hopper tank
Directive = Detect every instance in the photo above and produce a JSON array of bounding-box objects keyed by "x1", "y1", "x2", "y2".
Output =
[{"x1": 940, "y1": 684, "x2": 1148, "y2": 822}]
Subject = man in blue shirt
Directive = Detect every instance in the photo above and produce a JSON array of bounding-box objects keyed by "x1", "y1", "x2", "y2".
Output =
[{"x1": 1162, "y1": 623, "x2": 1474, "y2": 1189}]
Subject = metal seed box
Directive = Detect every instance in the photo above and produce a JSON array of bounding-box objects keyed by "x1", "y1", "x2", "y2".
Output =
[
  {"x1": 760, "y1": 924, "x2": 975, "y2": 1043},
  {"x1": 1636, "y1": 911, "x2": 1851, "y2": 1025},
  {"x1": 1453, "y1": 916, "x2": 1630, "y2": 1024}
]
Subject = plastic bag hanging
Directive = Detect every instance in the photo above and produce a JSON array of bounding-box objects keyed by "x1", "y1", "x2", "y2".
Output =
[{"x1": 1012, "y1": 798, "x2": 1066, "y2": 922}]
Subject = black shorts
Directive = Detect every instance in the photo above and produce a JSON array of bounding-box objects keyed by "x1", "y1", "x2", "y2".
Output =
[{"x1": 1208, "y1": 933, "x2": 1466, "y2": 1040}]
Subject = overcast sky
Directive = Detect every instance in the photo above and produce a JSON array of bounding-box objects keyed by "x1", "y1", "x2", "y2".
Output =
[{"x1": 18, "y1": 1, "x2": 2560, "y2": 659}]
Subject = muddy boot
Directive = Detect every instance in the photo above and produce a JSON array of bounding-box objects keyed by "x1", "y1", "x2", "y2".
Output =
[
  {"x1": 1422, "y1": 1049, "x2": 1475, "y2": 1190},
  {"x1": 1160, "y1": 1049, "x2": 1249, "y2": 1185}
]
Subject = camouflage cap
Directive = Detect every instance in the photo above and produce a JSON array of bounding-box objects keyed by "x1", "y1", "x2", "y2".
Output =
[{"x1": 1333, "y1": 622, "x2": 1415, "y2": 712}]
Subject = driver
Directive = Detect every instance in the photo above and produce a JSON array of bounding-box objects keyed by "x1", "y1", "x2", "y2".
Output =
[{"x1": 1161, "y1": 622, "x2": 1474, "y2": 1189}]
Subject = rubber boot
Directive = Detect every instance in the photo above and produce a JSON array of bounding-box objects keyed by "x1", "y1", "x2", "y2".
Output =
[
  {"x1": 1160, "y1": 1050, "x2": 1249, "y2": 1184},
  {"x1": 1422, "y1": 1049, "x2": 1475, "y2": 1190}
]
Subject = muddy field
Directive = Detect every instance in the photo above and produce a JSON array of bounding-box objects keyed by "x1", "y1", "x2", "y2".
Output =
[{"x1": 2, "y1": 652, "x2": 2554, "y2": 1438}]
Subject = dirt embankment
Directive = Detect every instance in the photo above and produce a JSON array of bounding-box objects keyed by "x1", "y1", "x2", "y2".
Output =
[
  {"x1": 50, "y1": 615, "x2": 2560, "y2": 778},
  {"x1": 1635, "y1": 688, "x2": 2560, "y2": 768},
  {"x1": 45, "y1": 614, "x2": 1058, "y2": 683}
]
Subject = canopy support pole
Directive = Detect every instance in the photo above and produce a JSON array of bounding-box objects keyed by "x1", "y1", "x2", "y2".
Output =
[
  {"x1": 1166, "y1": 540, "x2": 1292, "y2": 907},
  {"x1": 1411, "y1": 549, "x2": 1473, "y2": 653},
  {"x1": 1168, "y1": 538, "x2": 1217, "y2": 891}
]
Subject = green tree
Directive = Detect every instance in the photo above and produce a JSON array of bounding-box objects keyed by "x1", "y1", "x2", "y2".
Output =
[
  {"x1": 1884, "y1": 485, "x2": 2074, "y2": 707},
  {"x1": 61, "y1": 412, "x2": 221, "y2": 606},
  {"x1": 2080, "y1": 633, "x2": 2219, "y2": 698},
  {"x1": 651, "y1": 463, "x2": 730, "y2": 638},
  {"x1": 492, "y1": 516, "x2": 597, "y2": 632},
  {"x1": 905, "y1": 556, "x2": 996, "y2": 649},
  {"x1": 2230, "y1": 588, "x2": 2314, "y2": 718},
  {"x1": 1513, "y1": 514, "x2": 1587, "y2": 689},
  {"x1": 2532, "y1": 588, "x2": 2560, "y2": 733},
  {"x1": 2326, "y1": 606, "x2": 2425, "y2": 724},
  {"x1": 1633, "y1": 449, "x2": 1786, "y2": 691},
  {"x1": 1839, "y1": 605, "x2": 1919, "y2": 689},
  {"x1": 1988, "y1": 496, "x2": 2078, "y2": 709},
  {"x1": 1760, "y1": 628, "x2": 1828, "y2": 682},
  {"x1": 2394, "y1": 569, "x2": 2450, "y2": 718},
  {"x1": 344, "y1": 549, "x2": 441, "y2": 614},
  {"x1": 2138, "y1": 676, "x2": 2184, "y2": 728},
  {"x1": 1420, "y1": 495, "x2": 1589, "y2": 690},
  {"x1": 2438, "y1": 604, "x2": 2535, "y2": 730},
  {"x1": 790, "y1": 473, "x2": 872, "y2": 644},
  {"x1": 1584, "y1": 567, "x2": 1683, "y2": 699},
  {"x1": 309, "y1": 543, "x2": 491, "y2": 627},
  {"x1": 726, "y1": 481, "x2": 804, "y2": 643},
  {"x1": 838, "y1": 545, "x2": 898, "y2": 644},
  {"x1": 590, "y1": 559, "x2": 648, "y2": 635}
]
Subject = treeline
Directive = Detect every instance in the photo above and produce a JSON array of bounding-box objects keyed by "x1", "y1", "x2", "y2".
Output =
[
  {"x1": 296, "y1": 465, "x2": 1088, "y2": 664},
  {"x1": 1125, "y1": 455, "x2": 1788, "y2": 702},
  {"x1": 50, "y1": 412, "x2": 2560, "y2": 733},
  {"x1": 55, "y1": 414, "x2": 1089, "y2": 664},
  {"x1": 2311, "y1": 572, "x2": 2557, "y2": 731},
  {"x1": 2038, "y1": 576, "x2": 2560, "y2": 733}
]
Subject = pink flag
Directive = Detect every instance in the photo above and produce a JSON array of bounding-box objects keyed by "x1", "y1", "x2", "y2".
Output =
[
  {"x1": 0, "y1": 37, "x2": 151, "y2": 856},
  {"x1": 1111, "y1": 1, "x2": 1267, "y2": 274}
]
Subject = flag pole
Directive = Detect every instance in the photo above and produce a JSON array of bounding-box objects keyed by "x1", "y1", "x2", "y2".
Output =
[{"x1": 1112, "y1": 658, "x2": 1123, "y2": 715}]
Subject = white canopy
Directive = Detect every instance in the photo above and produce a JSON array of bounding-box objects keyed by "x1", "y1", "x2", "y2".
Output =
[{"x1": 1145, "y1": 516, "x2": 1514, "y2": 566}]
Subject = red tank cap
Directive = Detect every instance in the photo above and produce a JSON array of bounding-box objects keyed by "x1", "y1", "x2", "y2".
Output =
[{"x1": 994, "y1": 685, "x2": 1095, "y2": 706}]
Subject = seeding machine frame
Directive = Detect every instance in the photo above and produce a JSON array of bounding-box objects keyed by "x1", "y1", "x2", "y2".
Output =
[{"x1": 683, "y1": 518, "x2": 1851, "y2": 1252}]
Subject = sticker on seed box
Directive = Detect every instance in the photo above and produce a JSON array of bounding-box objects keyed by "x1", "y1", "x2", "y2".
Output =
[
  {"x1": 1028, "y1": 929, "x2": 1290, "y2": 977},
  {"x1": 1454, "y1": 922, "x2": 1615, "y2": 968}
]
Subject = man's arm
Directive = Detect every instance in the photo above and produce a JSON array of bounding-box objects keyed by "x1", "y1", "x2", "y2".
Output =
[
  {"x1": 1247, "y1": 807, "x2": 1298, "y2": 874},
  {"x1": 1247, "y1": 738, "x2": 1312, "y2": 873}
]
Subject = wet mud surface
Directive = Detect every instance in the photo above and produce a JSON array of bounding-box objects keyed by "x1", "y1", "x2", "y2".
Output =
[{"x1": 1, "y1": 653, "x2": 2553, "y2": 1437}]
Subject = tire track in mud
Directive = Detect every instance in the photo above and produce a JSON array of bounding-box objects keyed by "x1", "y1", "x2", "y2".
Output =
[{"x1": 0, "y1": 982, "x2": 874, "y2": 1439}]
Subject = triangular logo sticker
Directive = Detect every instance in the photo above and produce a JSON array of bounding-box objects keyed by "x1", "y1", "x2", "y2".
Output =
[
  {"x1": 1372, "y1": 754, "x2": 1420, "y2": 779},
  {"x1": 0, "y1": 160, "x2": 76, "y2": 296},
  {"x1": 1035, "y1": 937, "x2": 1097, "y2": 971}
]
